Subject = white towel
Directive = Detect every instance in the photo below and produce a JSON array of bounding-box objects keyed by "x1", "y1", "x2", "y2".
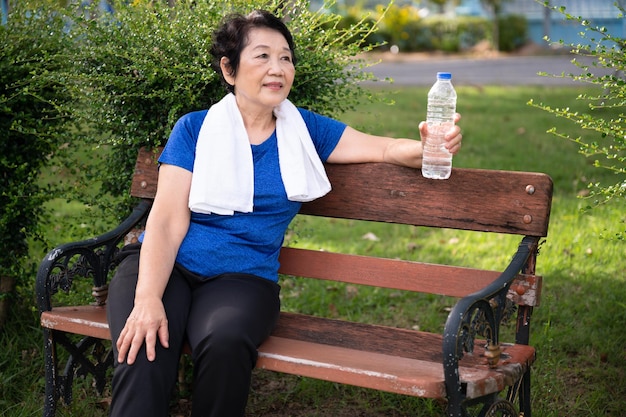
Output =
[{"x1": 189, "y1": 93, "x2": 331, "y2": 215}]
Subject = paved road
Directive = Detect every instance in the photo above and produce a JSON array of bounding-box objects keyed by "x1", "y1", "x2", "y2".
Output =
[{"x1": 364, "y1": 54, "x2": 616, "y2": 86}]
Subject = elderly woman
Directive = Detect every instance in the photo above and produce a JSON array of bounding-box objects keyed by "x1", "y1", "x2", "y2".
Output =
[{"x1": 107, "y1": 9, "x2": 462, "y2": 417}]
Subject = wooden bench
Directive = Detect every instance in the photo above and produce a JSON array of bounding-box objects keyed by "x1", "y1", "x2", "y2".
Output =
[{"x1": 37, "y1": 147, "x2": 552, "y2": 417}]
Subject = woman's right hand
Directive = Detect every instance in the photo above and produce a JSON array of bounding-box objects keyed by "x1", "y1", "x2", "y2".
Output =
[{"x1": 116, "y1": 296, "x2": 169, "y2": 364}]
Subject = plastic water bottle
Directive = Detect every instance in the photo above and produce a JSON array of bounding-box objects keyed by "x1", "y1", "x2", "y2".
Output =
[{"x1": 422, "y1": 72, "x2": 457, "y2": 179}]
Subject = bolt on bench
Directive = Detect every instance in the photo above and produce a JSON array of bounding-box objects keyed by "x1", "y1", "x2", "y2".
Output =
[{"x1": 37, "y1": 147, "x2": 552, "y2": 417}]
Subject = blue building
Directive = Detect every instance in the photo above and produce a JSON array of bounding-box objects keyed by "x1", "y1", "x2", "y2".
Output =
[
  {"x1": 1, "y1": 0, "x2": 8, "y2": 24},
  {"x1": 456, "y1": 0, "x2": 626, "y2": 47}
]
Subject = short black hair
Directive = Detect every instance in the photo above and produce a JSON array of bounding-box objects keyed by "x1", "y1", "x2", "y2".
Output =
[{"x1": 210, "y1": 10, "x2": 296, "y2": 93}]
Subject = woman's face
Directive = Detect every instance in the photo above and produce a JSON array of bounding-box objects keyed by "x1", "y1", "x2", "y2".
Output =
[{"x1": 221, "y1": 27, "x2": 295, "y2": 112}]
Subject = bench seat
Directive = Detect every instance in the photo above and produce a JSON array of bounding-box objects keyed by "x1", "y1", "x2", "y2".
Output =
[{"x1": 41, "y1": 306, "x2": 535, "y2": 400}]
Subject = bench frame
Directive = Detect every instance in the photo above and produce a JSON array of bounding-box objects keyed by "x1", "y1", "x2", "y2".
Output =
[{"x1": 37, "y1": 147, "x2": 552, "y2": 417}]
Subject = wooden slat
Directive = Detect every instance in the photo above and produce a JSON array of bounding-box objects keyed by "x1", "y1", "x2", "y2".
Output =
[
  {"x1": 41, "y1": 306, "x2": 110, "y2": 340},
  {"x1": 279, "y1": 247, "x2": 499, "y2": 297},
  {"x1": 279, "y1": 247, "x2": 542, "y2": 305},
  {"x1": 273, "y1": 312, "x2": 443, "y2": 361},
  {"x1": 303, "y1": 163, "x2": 553, "y2": 236},
  {"x1": 130, "y1": 147, "x2": 553, "y2": 236}
]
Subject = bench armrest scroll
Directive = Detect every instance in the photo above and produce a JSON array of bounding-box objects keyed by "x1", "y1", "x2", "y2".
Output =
[
  {"x1": 442, "y1": 235, "x2": 540, "y2": 413},
  {"x1": 36, "y1": 200, "x2": 152, "y2": 312}
]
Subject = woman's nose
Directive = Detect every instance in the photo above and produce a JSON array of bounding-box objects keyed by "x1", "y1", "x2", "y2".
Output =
[{"x1": 268, "y1": 58, "x2": 284, "y2": 75}]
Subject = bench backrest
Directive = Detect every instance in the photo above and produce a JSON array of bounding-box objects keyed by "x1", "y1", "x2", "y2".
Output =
[{"x1": 130, "y1": 147, "x2": 552, "y2": 300}]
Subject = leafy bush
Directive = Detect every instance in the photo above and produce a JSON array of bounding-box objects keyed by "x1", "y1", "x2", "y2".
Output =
[
  {"x1": 530, "y1": 2, "x2": 625, "y2": 241},
  {"x1": 385, "y1": 14, "x2": 492, "y2": 53},
  {"x1": 55, "y1": 0, "x2": 382, "y2": 213},
  {"x1": 420, "y1": 15, "x2": 492, "y2": 53},
  {"x1": 0, "y1": 2, "x2": 73, "y2": 279},
  {"x1": 455, "y1": 15, "x2": 494, "y2": 51},
  {"x1": 373, "y1": 2, "x2": 422, "y2": 51},
  {"x1": 497, "y1": 14, "x2": 527, "y2": 52}
]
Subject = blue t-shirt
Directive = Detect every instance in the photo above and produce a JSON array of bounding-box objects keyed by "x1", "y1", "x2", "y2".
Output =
[{"x1": 158, "y1": 107, "x2": 346, "y2": 282}]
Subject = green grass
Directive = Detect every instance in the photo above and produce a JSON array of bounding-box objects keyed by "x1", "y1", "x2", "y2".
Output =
[{"x1": 1, "y1": 85, "x2": 625, "y2": 416}]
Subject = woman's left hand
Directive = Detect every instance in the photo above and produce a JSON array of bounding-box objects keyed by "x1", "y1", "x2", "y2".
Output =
[{"x1": 419, "y1": 112, "x2": 463, "y2": 155}]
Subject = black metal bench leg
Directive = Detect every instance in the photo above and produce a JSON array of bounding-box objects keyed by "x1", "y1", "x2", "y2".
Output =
[
  {"x1": 445, "y1": 396, "x2": 467, "y2": 417},
  {"x1": 515, "y1": 305, "x2": 533, "y2": 417},
  {"x1": 42, "y1": 328, "x2": 58, "y2": 417},
  {"x1": 520, "y1": 368, "x2": 532, "y2": 417}
]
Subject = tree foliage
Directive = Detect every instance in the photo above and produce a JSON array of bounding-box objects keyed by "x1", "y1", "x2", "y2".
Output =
[
  {"x1": 530, "y1": 1, "x2": 625, "y2": 241},
  {"x1": 0, "y1": 1, "x2": 74, "y2": 277},
  {"x1": 480, "y1": 0, "x2": 514, "y2": 51}
]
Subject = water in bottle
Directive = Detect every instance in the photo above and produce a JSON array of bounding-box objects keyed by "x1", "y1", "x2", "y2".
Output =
[{"x1": 422, "y1": 72, "x2": 457, "y2": 179}]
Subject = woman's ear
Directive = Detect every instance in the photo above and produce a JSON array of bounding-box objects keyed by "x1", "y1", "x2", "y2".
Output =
[{"x1": 220, "y1": 57, "x2": 235, "y2": 86}]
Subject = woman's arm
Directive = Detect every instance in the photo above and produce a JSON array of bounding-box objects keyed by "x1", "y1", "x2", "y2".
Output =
[
  {"x1": 116, "y1": 163, "x2": 192, "y2": 365},
  {"x1": 327, "y1": 114, "x2": 462, "y2": 167}
]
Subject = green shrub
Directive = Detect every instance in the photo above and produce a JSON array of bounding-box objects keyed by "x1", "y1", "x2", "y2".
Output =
[
  {"x1": 55, "y1": 0, "x2": 383, "y2": 215},
  {"x1": 421, "y1": 15, "x2": 463, "y2": 52},
  {"x1": 530, "y1": 2, "x2": 625, "y2": 241},
  {"x1": 407, "y1": 15, "x2": 491, "y2": 53},
  {"x1": 456, "y1": 15, "x2": 494, "y2": 51},
  {"x1": 497, "y1": 14, "x2": 527, "y2": 52},
  {"x1": 0, "y1": 2, "x2": 73, "y2": 279},
  {"x1": 374, "y1": 2, "x2": 422, "y2": 51}
]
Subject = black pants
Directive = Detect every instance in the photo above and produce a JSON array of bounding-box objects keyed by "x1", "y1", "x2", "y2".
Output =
[{"x1": 106, "y1": 246, "x2": 281, "y2": 417}]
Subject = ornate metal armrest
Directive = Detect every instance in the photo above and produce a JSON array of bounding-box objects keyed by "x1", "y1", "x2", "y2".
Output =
[
  {"x1": 442, "y1": 235, "x2": 540, "y2": 415},
  {"x1": 36, "y1": 200, "x2": 152, "y2": 312}
]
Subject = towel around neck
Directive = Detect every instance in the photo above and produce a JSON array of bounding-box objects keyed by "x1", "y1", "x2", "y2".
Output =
[{"x1": 188, "y1": 93, "x2": 331, "y2": 215}]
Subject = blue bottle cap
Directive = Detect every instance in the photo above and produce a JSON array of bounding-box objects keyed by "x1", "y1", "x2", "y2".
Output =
[{"x1": 437, "y1": 72, "x2": 452, "y2": 80}]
